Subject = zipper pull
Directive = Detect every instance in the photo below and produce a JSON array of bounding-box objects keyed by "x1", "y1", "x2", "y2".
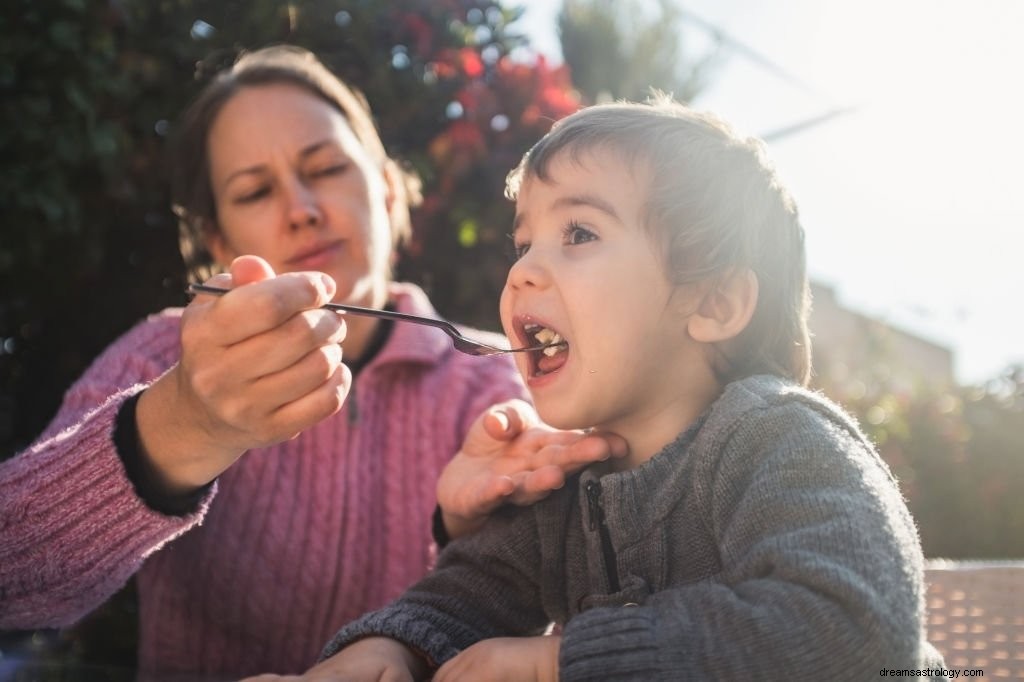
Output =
[{"x1": 585, "y1": 480, "x2": 602, "y2": 531}]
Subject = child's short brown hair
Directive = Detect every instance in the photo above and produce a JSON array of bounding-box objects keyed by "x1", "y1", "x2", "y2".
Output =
[{"x1": 506, "y1": 95, "x2": 811, "y2": 385}]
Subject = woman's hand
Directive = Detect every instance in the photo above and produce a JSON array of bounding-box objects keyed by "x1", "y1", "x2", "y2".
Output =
[
  {"x1": 437, "y1": 399, "x2": 627, "y2": 538},
  {"x1": 434, "y1": 636, "x2": 560, "y2": 682},
  {"x1": 240, "y1": 637, "x2": 427, "y2": 682},
  {"x1": 136, "y1": 255, "x2": 352, "y2": 495}
]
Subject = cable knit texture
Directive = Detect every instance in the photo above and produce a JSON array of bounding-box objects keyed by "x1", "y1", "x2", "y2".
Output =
[
  {"x1": 323, "y1": 375, "x2": 945, "y2": 680},
  {"x1": 0, "y1": 282, "x2": 527, "y2": 679}
]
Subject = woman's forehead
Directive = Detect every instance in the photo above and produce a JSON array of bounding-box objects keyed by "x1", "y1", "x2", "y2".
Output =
[{"x1": 207, "y1": 84, "x2": 361, "y2": 172}]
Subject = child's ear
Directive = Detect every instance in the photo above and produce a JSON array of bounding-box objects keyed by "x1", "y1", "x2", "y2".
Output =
[{"x1": 687, "y1": 268, "x2": 759, "y2": 343}]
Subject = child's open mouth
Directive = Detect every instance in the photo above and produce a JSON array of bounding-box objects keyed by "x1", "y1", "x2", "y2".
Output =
[{"x1": 523, "y1": 322, "x2": 569, "y2": 377}]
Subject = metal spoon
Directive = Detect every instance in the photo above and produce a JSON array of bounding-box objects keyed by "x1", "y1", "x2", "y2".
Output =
[{"x1": 187, "y1": 283, "x2": 564, "y2": 357}]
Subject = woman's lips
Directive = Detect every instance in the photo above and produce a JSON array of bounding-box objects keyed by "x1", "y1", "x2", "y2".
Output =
[{"x1": 287, "y1": 241, "x2": 343, "y2": 270}]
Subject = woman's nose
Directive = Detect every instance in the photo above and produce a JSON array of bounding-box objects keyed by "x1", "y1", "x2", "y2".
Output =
[{"x1": 285, "y1": 180, "x2": 323, "y2": 230}]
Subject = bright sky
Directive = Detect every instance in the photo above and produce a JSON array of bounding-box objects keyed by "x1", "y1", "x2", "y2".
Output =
[{"x1": 514, "y1": 0, "x2": 1024, "y2": 385}]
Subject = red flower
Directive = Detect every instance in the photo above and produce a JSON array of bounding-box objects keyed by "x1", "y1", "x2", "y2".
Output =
[{"x1": 459, "y1": 47, "x2": 484, "y2": 78}]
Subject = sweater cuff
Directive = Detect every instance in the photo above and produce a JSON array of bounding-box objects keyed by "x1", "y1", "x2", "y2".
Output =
[
  {"x1": 321, "y1": 603, "x2": 482, "y2": 669},
  {"x1": 559, "y1": 606, "x2": 663, "y2": 681},
  {"x1": 114, "y1": 391, "x2": 213, "y2": 516}
]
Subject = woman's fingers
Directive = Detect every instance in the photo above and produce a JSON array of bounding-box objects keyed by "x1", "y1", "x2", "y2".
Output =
[
  {"x1": 199, "y1": 307, "x2": 347, "y2": 385},
  {"x1": 266, "y1": 362, "x2": 352, "y2": 441},
  {"x1": 176, "y1": 258, "x2": 351, "y2": 449},
  {"x1": 187, "y1": 271, "x2": 338, "y2": 346}
]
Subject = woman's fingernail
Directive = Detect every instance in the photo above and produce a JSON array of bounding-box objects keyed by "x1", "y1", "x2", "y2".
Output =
[{"x1": 319, "y1": 273, "x2": 337, "y2": 298}]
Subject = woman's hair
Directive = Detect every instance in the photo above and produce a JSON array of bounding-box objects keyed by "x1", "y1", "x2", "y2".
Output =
[
  {"x1": 170, "y1": 44, "x2": 421, "y2": 282},
  {"x1": 506, "y1": 95, "x2": 812, "y2": 385}
]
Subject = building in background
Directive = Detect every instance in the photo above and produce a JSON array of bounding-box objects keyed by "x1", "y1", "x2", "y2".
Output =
[{"x1": 809, "y1": 281, "x2": 955, "y2": 391}]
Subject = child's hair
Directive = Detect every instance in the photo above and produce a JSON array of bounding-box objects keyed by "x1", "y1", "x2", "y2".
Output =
[
  {"x1": 505, "y1": 95, "x2": 812, "y2": 386},
  {"x1": 169, "y1": 45, "x2": 421, "y2": 282}
]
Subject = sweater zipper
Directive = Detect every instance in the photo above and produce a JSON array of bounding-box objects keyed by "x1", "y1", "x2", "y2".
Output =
[{"x1": 585, "y1": 480, "x2": 621, "y2": 593}]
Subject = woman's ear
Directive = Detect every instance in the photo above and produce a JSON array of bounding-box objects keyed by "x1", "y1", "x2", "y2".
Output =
[
  {"x1": 201, "y1": 220, "x2": 234, "y2": 268},
  {"x1": 382, "y1": 160, "x2": 406, "y2": 221},
  {"x1": 687, "y1": 269, "x2": 759, "y2": 343}
]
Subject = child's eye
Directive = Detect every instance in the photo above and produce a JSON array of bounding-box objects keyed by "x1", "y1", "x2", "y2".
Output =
[
  {"x1": 506, "y1": 233, "x2": 530, "y2": 262},
  {"x1": 563, "y1": 221, "x2": 597, "y2": 246}
]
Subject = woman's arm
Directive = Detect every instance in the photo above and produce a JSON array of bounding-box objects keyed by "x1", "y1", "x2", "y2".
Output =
[
  {"x1": 0, "y1": 256, "x2": 352, "y2": 629},
  {"x1": 0, "y1": 319, "x2": 200, "y2": 628}
]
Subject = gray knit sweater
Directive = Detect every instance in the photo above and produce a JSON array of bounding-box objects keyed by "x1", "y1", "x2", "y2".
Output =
[{"x1": 323, "y1": 375, "x2": 944, "y2": 680}]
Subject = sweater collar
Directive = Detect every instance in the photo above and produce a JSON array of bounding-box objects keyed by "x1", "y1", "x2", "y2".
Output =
[{"x1": 358, "y1": 282, "x2": 453, "y2": 372}]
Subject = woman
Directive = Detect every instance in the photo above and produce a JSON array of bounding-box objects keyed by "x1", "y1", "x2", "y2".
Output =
[{"x1": 0, "y1": 46, "x2": 617, "y2": 679}]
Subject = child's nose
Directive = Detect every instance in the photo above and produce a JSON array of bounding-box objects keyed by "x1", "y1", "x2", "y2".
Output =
[{"x1": 506, "y1": 248, "x2": 550, "y2": 290}]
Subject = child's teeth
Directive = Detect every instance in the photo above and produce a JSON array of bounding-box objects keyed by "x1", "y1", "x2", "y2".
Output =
[
  {"x1": 535, "y1": 328, "x2": 555, "y2": 344},
  {"x1": 541, "y1": 333, "x2": 564, "y2": 356}
]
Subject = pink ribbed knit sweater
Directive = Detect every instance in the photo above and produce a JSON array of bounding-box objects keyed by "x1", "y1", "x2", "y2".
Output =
[{"x1": 0, "y1": 282, "x2": 527, "y2": 678}]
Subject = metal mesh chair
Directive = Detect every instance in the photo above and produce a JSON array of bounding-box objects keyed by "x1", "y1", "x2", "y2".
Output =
[{"x1": 925, "y1": 561, "x2": 1024, "y2": 679}]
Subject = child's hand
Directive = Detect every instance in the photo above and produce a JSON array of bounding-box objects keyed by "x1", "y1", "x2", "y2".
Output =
[
  {"x1": 438, "y1": 399, "x2": 627, "y2": 538},
  {"x1": 240, "y1": 636, "x2": 427, "y2": 682},
  {"x1": 434, "y1": 635, "x2": 560, "y2": 682}
]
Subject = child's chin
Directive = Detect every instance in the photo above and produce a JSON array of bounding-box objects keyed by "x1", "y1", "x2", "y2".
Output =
[{"x1": 535, "y1": 405, "x2": 587, "y2": 431}]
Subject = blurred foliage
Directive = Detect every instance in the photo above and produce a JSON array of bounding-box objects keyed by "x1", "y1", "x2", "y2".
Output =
[
  {"x1": 0, "y1": 0, "x2": 582, "y2": 462},
  {"x1": 815, "y1": 358, "x2": 1024, "y2": 560},
  {"x1": 557, "y1": 0, "x2": 719, "y2": 103}
]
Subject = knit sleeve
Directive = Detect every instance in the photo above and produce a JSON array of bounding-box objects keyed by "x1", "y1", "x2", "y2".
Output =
[
  {"x1": 0, "y1": 312, "x2": 216, "y2": 629},
  {"x1": 559, "y1": 396, "x2": 940, "y2": 681},
  {"x1": 320, "y1": 504, "x2": 549, "y2": 669}
]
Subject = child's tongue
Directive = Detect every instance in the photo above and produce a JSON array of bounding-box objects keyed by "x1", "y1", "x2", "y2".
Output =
[{"x1": 537, "y1": 348, "x2": 568, "y2": 374}]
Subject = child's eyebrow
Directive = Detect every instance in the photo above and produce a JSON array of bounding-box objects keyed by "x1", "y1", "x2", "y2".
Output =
[
  {"x1": 553, "y1": 193, "x2": 621, "y2": 221},
  {"x1": 512, "y1": 193, "x2": 621, "y2": 233}
]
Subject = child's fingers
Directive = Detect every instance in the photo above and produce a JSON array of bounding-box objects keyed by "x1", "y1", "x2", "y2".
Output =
[
  {"x1": 526, "y1": 436, "x2": 616, "y2": 472},
  {"x1": 504, "y1": 466, "x2": 565, "y2": 506},
  {"x1": 484, "y1": 474, "x2": 517, "y2": 505},
  {"x1": 482, "y1": 399, "x2": 537, "y2": 441},
  {"x1": 589, "y1": 430, "x2": 630, "y2": 458}
]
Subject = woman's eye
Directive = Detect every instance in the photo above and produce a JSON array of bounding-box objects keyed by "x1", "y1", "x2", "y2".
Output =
[
  {"x1": 564, "y1": 222, "x2": 597, "y2": 245},
  {"x1": 511, "y1": 242, "x2": 530, "y2": 261},
  {"x1": 235, "y1": 187, "x2": 270, "y2": 204},
  {"x1": 310, "y1": 163, "x2": 348, "y2": 178}
]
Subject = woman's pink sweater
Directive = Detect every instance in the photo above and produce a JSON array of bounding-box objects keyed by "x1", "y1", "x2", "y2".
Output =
[{"x1": 0, "y1": 282, "x2": 526, "y2": 678}]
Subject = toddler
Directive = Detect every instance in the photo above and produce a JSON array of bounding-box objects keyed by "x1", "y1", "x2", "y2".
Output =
[{"x1": 313, "y1": 97, "x2": 944, "y2": 681}]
